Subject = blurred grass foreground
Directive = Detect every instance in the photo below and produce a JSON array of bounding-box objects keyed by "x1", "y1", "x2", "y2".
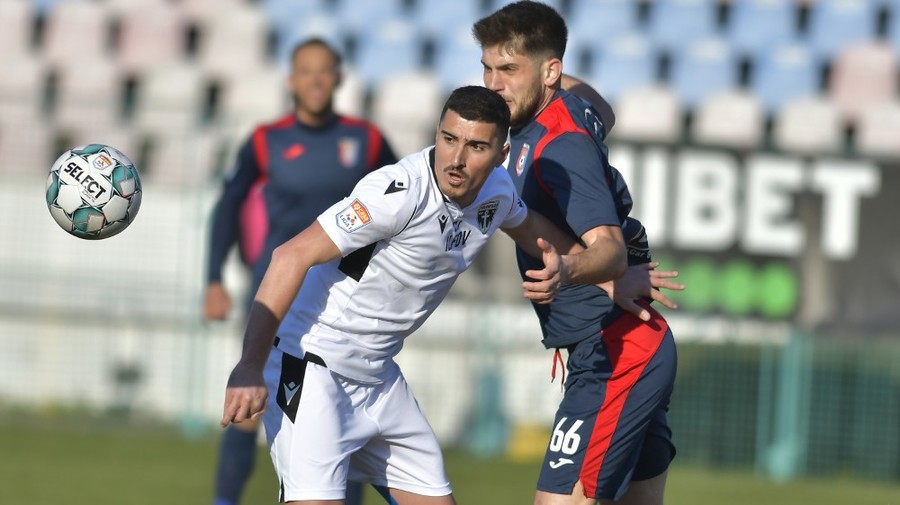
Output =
[{"x1": 2, "y1": 405, "x2": 899, "y2": 505}]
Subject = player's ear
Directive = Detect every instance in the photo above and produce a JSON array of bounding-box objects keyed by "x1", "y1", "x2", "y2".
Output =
[{"x1": 543, "y1": 58, "x2": 562, "y2": 87}]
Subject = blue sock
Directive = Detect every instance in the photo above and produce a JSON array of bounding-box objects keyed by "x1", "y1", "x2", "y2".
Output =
[{"x1": 213, "y1": 424, "x2": 258, "y2": 505}]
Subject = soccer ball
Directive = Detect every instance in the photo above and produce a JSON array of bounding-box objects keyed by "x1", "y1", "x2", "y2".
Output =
[{"x1": 45, "y1": 144, "x2": 143, "y2": 240}]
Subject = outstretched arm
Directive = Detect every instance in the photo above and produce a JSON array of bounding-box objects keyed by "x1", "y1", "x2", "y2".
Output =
[
  {"x1": 599, "y1": 262, "x2": 684, "y2": 321},
  {"x1": 221, "y1": 221, "x2": 341, "y2": 426}
]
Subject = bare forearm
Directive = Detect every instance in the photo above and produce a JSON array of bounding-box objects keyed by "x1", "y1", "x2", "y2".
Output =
[{"x1": 561, "y1": 236, "x2": 626, "y2": 285}]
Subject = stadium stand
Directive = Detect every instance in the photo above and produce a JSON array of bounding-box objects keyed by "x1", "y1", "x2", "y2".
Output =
[
  {"x1": 806, "y1": 0, "x2": 879, "y2": 60},
  {"x1": 855, "y1": 99, "x2": 900, "y2": 159},
  {"x1": 691, "y1": 89, "x2": 765, "y2": 150},
  {"x1": 727, "y1": 0, "x2": 797, "y2": 58},
  {"x1": 772, "y1": 96, "x2": 845, "y2": 156},
  {"x1": 669, "y1": 36, "x2": 738, "y2": 108},
  {"x1": 827, "y1": 41, "x2": 898, "y2": 124},
  {"x1": 351, "y1": 18, "x2": 426, "y2": 89},
  {"x1": 0, "y1": 0, "x2": 36, "y2": 60},
  {"x1": 0, "y1": 55, "x2": 46, "y2": 124},
  {"x1": 647, "y1": 0, "x2": 720, "y2": 50},
  {"x1": 586, "y1": 32, "x2": 659, "y2": 104},
  {"x1": 53, "y1": 56, "x2": 123, "y2": 131},
  {"x1": 195, "y1": 4, "x2": 272, "y2": 81},
  {"x1": 751, "y1": 42, "x2": 820, "y2": 115},
  {"x1": 371, "y1": 70, "x2": 446, "y2": 157},
  {"x1": 131, "y1": 61, "x2": 207, "y2": 135},
  {"x1": 115, "y1": 0, "x2": 189, "y2": 75},
  {"x1": 41, "y1": 0, "x2": 112, "y2": 67},
  {"x1": 612, "y1": 85, "x2": 684, "y2": 143},
  {"x1": 431, "y1": 25, "x2": 488, "y2": 93}
]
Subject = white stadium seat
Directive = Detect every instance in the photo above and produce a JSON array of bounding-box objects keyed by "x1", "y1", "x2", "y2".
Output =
[
  {"x1": 773, "y1": 96, "x2": 844, "y2": 156},
  {"x1": 691, "y1": 90, "x2": 765, "y2": 150},
  {"x1": 611, "y1": 85, "x2": 684, "y2": 144},
  {"x1": 371, "y1": 71, "x2": 446, "y2": 157}
]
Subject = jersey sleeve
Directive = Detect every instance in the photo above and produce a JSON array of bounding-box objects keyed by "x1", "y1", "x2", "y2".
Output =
[
  {"x1": 317, "y1": 164, "x2": 417, "y2": 256},
  {"x1": 536, "y1": 133, "x2": 622, "y2": 237},
  {"x1": 497, "y1": 169, "x2": 528, "y2": 229},
  {"x1": 206, "y1": 138, "x2": 260, "y2": 284}
]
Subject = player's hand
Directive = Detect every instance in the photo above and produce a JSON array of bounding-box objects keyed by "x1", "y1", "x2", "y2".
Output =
[
  {"x1": 221, "y1": 361, "x2": 267, "y2": 427},
  {"x1": 601, "y1": 262, "x2": 684, "y2": 321},
  {"x1": 204, "y1": 282, "x2": 232, "y2": 321},
  {"x1": 522, "y1": 238, "x2": 565, "y2": 304}
]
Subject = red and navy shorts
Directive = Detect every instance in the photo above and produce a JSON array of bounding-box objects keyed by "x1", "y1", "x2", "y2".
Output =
[{"x1": 537, "y1": 304, "x2": 677, "y2": 501}]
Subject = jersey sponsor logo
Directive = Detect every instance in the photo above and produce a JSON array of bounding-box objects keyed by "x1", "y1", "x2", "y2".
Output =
[
  {"x1": 384, "y1": 180, "x2": 407, "y2": 194},
  {"x1": 516, "y1": 143, "x2": 530, "y2": 176},
  {"x1": 476, "y1": 199, "x2": 499, "y2": 234},
  {"x1": 338, "y1": 138, "x2": 360, "y2": 168},
  {"x1": 548, "y1": 458, "x2": 574, "y2": 469},
  {"x1": 283, "y1": 143, "x2": 305, "y2": 160},
  {"x1": 445, "y1": 229, "x2": 471, "y2": 252},
  {"x1": 336, "y1": 199, "x2": 372, "y2": 233}
]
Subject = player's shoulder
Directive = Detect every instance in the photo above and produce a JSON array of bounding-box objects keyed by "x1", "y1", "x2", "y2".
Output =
[
  {"x1": 360, "y1": 148, "x2": 427, "y2": 195},
  {"x1": 252, "y1": 113, "x2": 296, "y2": 135}
]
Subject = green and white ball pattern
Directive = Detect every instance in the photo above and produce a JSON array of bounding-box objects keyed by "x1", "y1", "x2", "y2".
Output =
[{"x1": 46, "y1": 144, "x2": 142, "y2": 240}]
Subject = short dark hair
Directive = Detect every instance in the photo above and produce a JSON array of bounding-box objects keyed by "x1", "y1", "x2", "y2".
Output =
[
  {"x1": 290, "y1": 37, "x2": 342, "y2": 68},
  {"x1": 440, "y1": 86, "x2": 511, "y2": 135},
  {"x1": 472, "y1": 0, "x2": 567, "y2": 60}
]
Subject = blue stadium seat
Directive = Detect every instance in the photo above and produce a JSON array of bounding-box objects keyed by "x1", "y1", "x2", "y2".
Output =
[
  {"x1": 727, "y1": 0, "x2": 797, "y2": 57},
  {"x1": 647, "y1": 0, "x2": 719, "y2": 51},
  {"x1": 567, "y1": 0, "x2": 640, "y2": 60},
  {"x1": 333, "y1": 0, "x2": 409, "y2": 36},
  {"x1": 669, "y1": 37, "x2": 738, "y2": 109},
  {"x1": 432, "y1": 26, "x2": 487, "y2": 93},
  {"x1": 750, "y1": 43, "x2": 819, "y2": 115},
  {"x1": 585, "y1": 32, "x2": 658, "y2": 104},
  {"x1": 351, "y1": 19, "x2": 426, "y2": 89},
  {"x1": 412, "y1": 0, "x2": 485, "y2": 39},
  {"x1": 273, "y1": 15, "x2": 348, "y2": 72},
  {"x1": 806, "y1": 0, "x2": 878, "y2": 60},
  {"x1": 259, "y1": 0, "x2": 331, "y2": 32}
]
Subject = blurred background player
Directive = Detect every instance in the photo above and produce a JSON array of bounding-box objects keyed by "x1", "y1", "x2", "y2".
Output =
[
  {"x1": 203, "y1": 37, "x2": 397, "y2": 505},
  {"x1": 474, "y1": 2, "x2": 678, "y2": 504}
]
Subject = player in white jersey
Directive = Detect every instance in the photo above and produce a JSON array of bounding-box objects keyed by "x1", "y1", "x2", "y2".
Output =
[{"x1": 219, "y1": 86, "x2": 624, "y2": 505}]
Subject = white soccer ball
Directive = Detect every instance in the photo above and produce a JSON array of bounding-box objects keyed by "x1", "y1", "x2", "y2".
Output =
[{"x1": 45, "y1": 144, "x2": 143, "y2": 240}]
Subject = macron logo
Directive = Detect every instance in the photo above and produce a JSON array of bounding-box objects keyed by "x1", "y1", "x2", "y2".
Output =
[
  {"x1": 548, "y1": 458, "x2": 574, "y2": 469},
  {"x1": 283, "y1": 381, "x2": 300, "y2": 406}
]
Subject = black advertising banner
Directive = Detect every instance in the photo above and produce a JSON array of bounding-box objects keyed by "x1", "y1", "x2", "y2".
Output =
[{"x1": 609, "y1": 143, "x2": 897, "y2": 336}]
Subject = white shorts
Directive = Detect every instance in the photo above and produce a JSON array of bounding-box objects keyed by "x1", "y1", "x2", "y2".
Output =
[{"x1": 262, "y1": 348, "x2": 452, "y2": 502}]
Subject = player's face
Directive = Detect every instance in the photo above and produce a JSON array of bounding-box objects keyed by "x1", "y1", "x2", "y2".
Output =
[
  {"x1": 288, "y1": 45, "x2": 340, "y2": 121},
  {"x1": 433, "y1": 110, "x2": 509, "y2": 208},
  {"x1": 481, "y1": 44, "x2": 552, "y2": 128}
]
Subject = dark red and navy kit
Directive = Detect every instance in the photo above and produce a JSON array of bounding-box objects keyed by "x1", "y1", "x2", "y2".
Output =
[
  {"x1": 206, "y1": 113, "x2": 397, "y2": 301},
  {"x1": 507, "y1": 90, "x2": 677, "y2": 501}
]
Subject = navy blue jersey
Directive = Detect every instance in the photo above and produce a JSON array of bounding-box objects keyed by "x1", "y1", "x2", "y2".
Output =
[
  {"x1": 206, "y1": 113, "x2": 397, "y2": 297},
  {"x1": 508, "y1": 90, "x2": 633, "y2": 349}
]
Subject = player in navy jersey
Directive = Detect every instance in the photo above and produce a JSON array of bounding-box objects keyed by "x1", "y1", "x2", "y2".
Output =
[
  {"x1": 203, "y1": 38, "x2": 396, "y2": 505},
  {"x1": 474, "y1": 2, "x2": 679, "y2": 504}
]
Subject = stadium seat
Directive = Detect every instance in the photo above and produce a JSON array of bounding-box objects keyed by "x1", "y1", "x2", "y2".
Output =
[
  {"x1": 691, "y1": 90, "x2": 765, "y2": 150},
  {"x1": 566, "y1": 0, "x2": 639, "y2": 75},
  {"x1": 195, "y1": 4, "x2": 271, "y2": 80},
  {"x1": 259, "y1": 0, "x2": 332, "y2": 33},
  {"x1": 855, "y1": 100, "x2": 900, "y2": 159},
  {"x1": 116, "y1": 1, "x2": 188, "y2": 74},
  {"x1": 334, "y1": 69, "x2": 367, "y2": 119},
  {"x1": 413, "y1": 0, "x2": 484, "y2": 40},
  {"x1": 647, "y1": 0, "x2": 719, "y2": 50},
  {"x1": 132, "y1": 62, "x2": 207, "y2": 135},
  {"x1": 63, "y1": 123, "x2": 140, "y2": 168},
  {"x1": 727, "y1": 0, "x2": 797, "y2": 57},
  {"x1": 216, "y1": 64, "x2": 288, "y2": 140},
  {"x1": 351, "y1": 19, "x2": 426, "y2": 89},
  {"x1": 141, "y1": 129, "x2": 222, "y2": 187},
  {"x1": 751, "y1": 43, "x2": 819, "y2": 115},
  {"x1": 0, "y1": 0, "x2": 36, "y2": 60},
  {"x1": 0, "y1": 56, "x2": 47, "y2": 124},
  {"x1": 585, "y1": 32, "x2": 658, "y2": 105},
  {"x1": 772, "y1": 96, "x2": 844, "y2": 156},
  {"x1": 611, "y1": 85, "x2": 684, "y2": 144},
  {"x1": 806, "y1": 0, "x2": 878, "y2": 60},
  {"x1": 371, "y1": 71, "x2": 446, "y2": 157},
  {"x1": 0, "y1": 118, "x2": 53, "y2": 176},
  {"x1": 333, "y1": 0, "x2": 409, "y2": 37},
  {"x1": 669, "y1": 37, "x2": 738, "y2": 109},
  {"x1": 54, "y1": 57, "x2": 124, "y2": 131},
  {"x1": 179, "y1": 0, "x2": 251, "y2": 20},
  {"x1": 827, "y1": 41, "x2": 898, "y2": 124},
  {"x1": 431, "y1": 26, "x2": 488, "y2": 93},
  {"x1": 41, "y1": 0, "x2": 112, "y2": 66},
  {"x1": 272, "y1": 15, "x2": 348, "y2": 72}
]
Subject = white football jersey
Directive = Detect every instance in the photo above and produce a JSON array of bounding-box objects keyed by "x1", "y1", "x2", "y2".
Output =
[{"x1": 276, "y1": 147, "x2": 527, "y2": 383}]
